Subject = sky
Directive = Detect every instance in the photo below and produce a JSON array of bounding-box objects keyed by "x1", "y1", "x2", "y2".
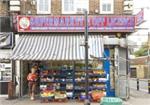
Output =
[{"x1": 128, "y1": 0, "x2": 150, "y2": 48}]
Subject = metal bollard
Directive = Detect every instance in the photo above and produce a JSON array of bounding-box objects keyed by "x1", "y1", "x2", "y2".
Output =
[
  {"x1": 148, "y1": 80, "x2": 150, "y2": 94},
  {"x1": 84, "y1": 99, "x2": 91, "y2": 105},
  {"x1": 137, "y1": 79, "x2": 139, "y2": 91}
]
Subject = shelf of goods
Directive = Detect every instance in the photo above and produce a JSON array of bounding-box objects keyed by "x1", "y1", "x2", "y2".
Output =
[
  {"x1": 75, "y1": 69, "x2": 106, "y2": 102},
  {"x1": 40, "y1": 66, "x2": 74, "y2": 102},
  {"x1": 40, "y1": 65, "x2": 107, "y2": 102}
]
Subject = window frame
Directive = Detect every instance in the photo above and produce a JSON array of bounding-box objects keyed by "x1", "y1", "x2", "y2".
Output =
[
  {"x1": 100, "y1": 0, "x2": 114, "y2": 14},
  {"x1": 62, "y1": 0, "x2": 89, "y2": 14},
  {"x1": 62, "y1": 0, "x2": 76, "y2": 14},
  {"x1": 37, "y1": 0, "x2": 51, "y2": 14}
]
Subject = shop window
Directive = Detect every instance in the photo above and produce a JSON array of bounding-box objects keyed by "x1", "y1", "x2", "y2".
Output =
[
  {"x1": 37, "y1": 0, "x2": 51, "y2": 14},
  {"x1": 100, "y1": 0, "x2": 114, "y2": 14},
  {"x1": 62, "y1": 0, "x2": 89, "y2": 14}
]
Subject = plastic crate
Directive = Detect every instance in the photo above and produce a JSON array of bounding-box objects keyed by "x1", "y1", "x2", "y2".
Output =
[{"x1": 100, "y1": 97, "x2": 122, "y2": 105}]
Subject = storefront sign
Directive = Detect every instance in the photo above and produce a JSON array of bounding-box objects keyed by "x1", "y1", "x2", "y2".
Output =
[
  {"x1": 0, "y1": 63, "x2": 5, "y2": 71},
  {"x1": 135, "y1": 9, "x2": 144, "y2": 26},
  {"x1": 17, "y1": 15, "x2": 135, "y2": 32},
  {"x1": 0, "y1": 63, "x2": 12, "y2": 81},
  {"x1": 0, "y1": 33, "x2": 13, "y2": 48}
]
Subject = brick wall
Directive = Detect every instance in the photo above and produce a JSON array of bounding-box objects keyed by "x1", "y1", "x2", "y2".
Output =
[
  {"x1": 19, "y1": 0, "x2": 124, "y2": 15},
  {"x1": 51, "y1": 0, "x2": 61, "y2": 15},
  {"x1": 0, "y1": 1, "x2": 9, "y2": 16},
  {"x1": 89, "y1": 0, "x2": 99, "y2": 15},
  {"x1": 114, "y1": 0, "x2": 124, "y2": 15},
  {"x1": 0, "y1": 0, "x2": 124, "y2": 15},
  {"x1": 20, "y1": 0, "x2": 36, "y2": 15},
  {"x1": 136, "y1": 66, "x2": 145, "y2": 79}
]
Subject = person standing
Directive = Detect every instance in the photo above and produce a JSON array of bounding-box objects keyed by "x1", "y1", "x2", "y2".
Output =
[
  {"x1": 33, "y1": 64, "x2": 40, "y2": 94},
  {"x1": 27, "y1": 68, "x2": 38, "y2": 100}
]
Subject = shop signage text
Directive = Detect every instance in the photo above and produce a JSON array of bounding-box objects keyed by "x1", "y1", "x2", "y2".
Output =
[
  {"x1": 135, "y1": 9, "x2": 144, "y2": 26},
  {"x1": 17, "y1": 15, "x2": 135, "y2": 32}
]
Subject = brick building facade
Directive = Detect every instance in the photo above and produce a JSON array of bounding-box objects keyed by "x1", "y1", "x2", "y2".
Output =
[
  {"x1": 0, "y1": 0, "x2": 124, "y2": 15},
  {"x1": 0, "y1": 1, "x2": 9, "y2": 16},
  {"x1": 18, "y1": 0, "x2": 123, "y2": 15},
  {"x1": 0, "y1": 0, "x2": 137, "y2": 100}
]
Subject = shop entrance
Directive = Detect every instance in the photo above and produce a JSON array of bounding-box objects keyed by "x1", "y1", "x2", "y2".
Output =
[{"x1": 21, "y1": 61, "x2": 41, "y2": 96}]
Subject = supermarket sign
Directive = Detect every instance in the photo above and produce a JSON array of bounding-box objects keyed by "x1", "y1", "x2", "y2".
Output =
[
  {"x1": 135, "y1": 9, "x2": 144, "y2": 26},
  {"x1": 17, "y1": 15, "x2": 136, "y2": 32}
]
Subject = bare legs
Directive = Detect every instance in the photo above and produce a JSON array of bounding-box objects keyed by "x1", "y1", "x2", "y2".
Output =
[{"x1": 28, "y1": 82, "x2": 36, "y2": 100}]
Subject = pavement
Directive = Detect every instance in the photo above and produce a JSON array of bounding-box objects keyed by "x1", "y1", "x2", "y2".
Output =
[
  {"x1": 1, "y1": 89, "x2": 150, "y2": 105},
  {"x1": 124, "y1": 89, "x2": 150, "y2": 105}
]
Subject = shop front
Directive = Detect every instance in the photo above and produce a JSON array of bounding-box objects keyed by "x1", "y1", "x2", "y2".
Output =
[
  {"x1": 0, "y1": 59, "x2": 12, "y2": 97},
  {"x1": 12, "y1": 34, "x2": 109, "y2": 101},
  {"x1": 0, "y1": 32, "x2": 13, "y2": 97},
  {"x1": 12, "y1": 15, "x2": 138, "y2": 101}
]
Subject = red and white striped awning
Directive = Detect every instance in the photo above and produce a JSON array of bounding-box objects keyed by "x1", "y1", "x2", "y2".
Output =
[{"x1": 12, "y1": 34, "x2": 104, "y2": 61}]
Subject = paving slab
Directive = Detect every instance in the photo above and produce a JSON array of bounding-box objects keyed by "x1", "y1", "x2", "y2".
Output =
[{"x1": 1, "y1": 89, "x2": 150, "y2": 105}]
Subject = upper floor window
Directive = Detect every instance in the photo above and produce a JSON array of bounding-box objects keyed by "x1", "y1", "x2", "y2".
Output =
[
  {"x1": 62, "y1": 0, "x2": 75, "y2": 14},
  {"x1": 37, "y1": 0, "x2": 51, "y2": 14},
  {"x1": 62, "y1": 0, "x2": 89, "y2": 14},
  {"x1": 100, "y1": 0, "x2": 114, "y2": 14}
]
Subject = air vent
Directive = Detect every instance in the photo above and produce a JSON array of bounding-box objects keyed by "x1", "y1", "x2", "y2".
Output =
[
  {"x1": 10, "y1": 6, "x2": 20, "y2": 11},
  {"x1": 9, "y1": 0, "x2": 20, "y2": 12},
  {"x1": 10, "y1": 0, "x2": 20, "y2": 5}
]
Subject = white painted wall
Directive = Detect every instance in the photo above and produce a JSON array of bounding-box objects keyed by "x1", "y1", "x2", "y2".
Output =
[{"x1": 15, "y1": 60, "x2": 20, "y2": 96}]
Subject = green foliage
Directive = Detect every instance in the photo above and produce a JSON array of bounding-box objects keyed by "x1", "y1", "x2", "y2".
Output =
[{"x1": 134, "y1": 42, "x2": 148, "y2": 57}]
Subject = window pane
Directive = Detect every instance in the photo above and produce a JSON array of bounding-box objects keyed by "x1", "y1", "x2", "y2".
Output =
[
  {"x1": 107, "y1": 4, "x2": 111, "y2": 11},
  {"x1": 39, "y1": 0, "x2": 49, "y2": 12},
  {"x1": 64, "y1": 0, "x2": 69, "y2": 11},
  {"x1": 100, "y1": 0, "x2": 114, "y2": 14},
  {"x1": 39, "y1": 0, "x2": 43, "y2": 11},
  {"x1": 76, "y1": 0, "x2": 89, "y2": 11},
  {"x1": 64, "y1": 0, "x2": 74, "y2": 11},
  {"x1": 102, "y1": 4, "x2": 107, "y2": 11},
  {"x1": 70, "y1": 0, "x2": 74, "y2": 11}
]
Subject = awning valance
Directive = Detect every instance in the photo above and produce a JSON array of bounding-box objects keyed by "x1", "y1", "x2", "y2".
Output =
[{"x1": 12, "y1": 35, "x2": 104, "y2": 60}]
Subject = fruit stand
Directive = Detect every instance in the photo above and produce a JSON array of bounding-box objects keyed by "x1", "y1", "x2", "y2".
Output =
[{"x1": 39, "y1": 61, "x2": 107, "y2": 102}]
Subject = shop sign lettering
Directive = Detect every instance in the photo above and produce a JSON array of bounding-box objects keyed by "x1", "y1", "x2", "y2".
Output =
[{"x1": 17, "y1": 15, "x2": 135, "y2": 32}]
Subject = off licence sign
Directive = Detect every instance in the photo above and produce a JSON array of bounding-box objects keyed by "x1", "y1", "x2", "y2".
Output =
[{"x1": 17, "y1": 15, "x2": 135, "y2": 32}]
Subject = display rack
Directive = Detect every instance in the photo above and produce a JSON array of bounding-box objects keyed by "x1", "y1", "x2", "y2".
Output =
[
  {"x1": 40, "y1": 64, "x2": 107, "y2": 102},
  {"x1": 74, "y1": 66, "x2": 106, "y2": 101},
  {"x1": 40, "y1": 65, "x2": 74, "y2": 102}
]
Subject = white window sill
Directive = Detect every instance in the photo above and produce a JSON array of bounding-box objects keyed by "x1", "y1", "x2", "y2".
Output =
[
  {"x1": 62, "y1": 11, "x2": 77, "y2": 14},
  {"x1": 62, "y1": 11, "x2": 89, "y2": 14},
  {"x1": 100, "y1": 12, "x2": 114, "y2": 14},
  {"x1": 37, "y1": 12, "x2": 51, "y2": 15}
]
